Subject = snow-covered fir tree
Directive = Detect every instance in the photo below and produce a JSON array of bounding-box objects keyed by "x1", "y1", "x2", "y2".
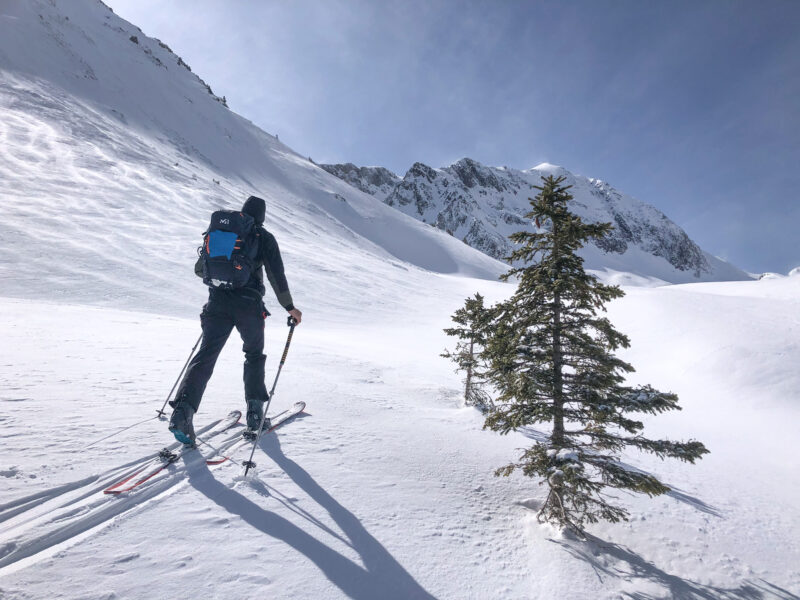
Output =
[
  {"x1": 442, "y1": 293, "x2": 493, "y2": 412},
  {"x1": 483, "y1": 175, "x2": 709, "y2": 534}
]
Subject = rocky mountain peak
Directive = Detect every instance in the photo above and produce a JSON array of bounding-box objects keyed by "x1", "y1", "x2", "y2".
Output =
[
  {"x1": 407, "y1": 162, "x2": 438, "y2": 182},
  {"x1": 445, "y1": 158, "x2": 510, "y2": 192},
  {"x1": 319, "y1": 163, "x2": 400, "y2": 201},
  {"x1": 323, "y1": 157, "x2": 750, "y2": 283}
]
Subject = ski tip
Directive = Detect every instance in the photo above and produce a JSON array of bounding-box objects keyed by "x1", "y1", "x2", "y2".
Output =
[{"x1": 225, "y1": 409, "x2": 243, "y2": 424}]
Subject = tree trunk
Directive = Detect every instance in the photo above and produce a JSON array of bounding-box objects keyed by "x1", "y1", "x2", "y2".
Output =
[
  {"x1": 465, "y1": 333, "x2": 474, "y2": 403},
  {"x1": 552, "y1": 288, "x2": 564, "y2": 447}
]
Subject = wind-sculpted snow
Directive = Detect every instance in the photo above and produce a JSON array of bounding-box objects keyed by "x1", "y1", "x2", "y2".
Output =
[
  {"x1": 0, "y1": 0, "x2": 503, "y2": 320},
  {"x1": 324, "y1": 157, "x2": 752, "y2": 284}
]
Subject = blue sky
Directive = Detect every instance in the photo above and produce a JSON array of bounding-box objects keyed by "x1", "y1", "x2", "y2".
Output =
[{"x1": 106, "y1": 0, "x2": 800, "y2": 274}]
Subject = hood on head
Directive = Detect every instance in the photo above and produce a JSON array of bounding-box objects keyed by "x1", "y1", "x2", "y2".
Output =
[{"x1": 242, "y1": 195, "x2": 266, "y2": 225}]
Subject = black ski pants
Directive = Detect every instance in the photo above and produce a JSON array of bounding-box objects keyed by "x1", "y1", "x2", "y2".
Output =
[{"x1": 174, "y1": 290, "x2": 269, "y2": 412}]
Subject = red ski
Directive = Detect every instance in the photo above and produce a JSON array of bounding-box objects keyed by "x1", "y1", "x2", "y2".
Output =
[
  {"x1": 103, "y1": 403, "x2": 305, "y2": 494},
  {"x1": 206, "y1": 401, "x2": 306, "y2": 465},
  {"x1": 103, "y1": 409, "x2": 242, "y2": 495}
]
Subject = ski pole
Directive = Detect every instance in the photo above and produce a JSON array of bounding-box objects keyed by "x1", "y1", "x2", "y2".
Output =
[
  {"x1": 82, "y1": 413, "x2": 159, "y2": 450},
  {"x1": 156, "y1": 332, "x2": 203, "y2": 418},
  {"x1": 243, "y1": 316, "x2": 297, "y2": 476},
  {"x1": 85, "y1": 332, "x2": 204, "y2": 447}
]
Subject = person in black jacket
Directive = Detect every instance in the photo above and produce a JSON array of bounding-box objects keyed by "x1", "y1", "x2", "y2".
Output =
[{"x1": 168, "y1": 196, "x2": 302, "y2": 443}]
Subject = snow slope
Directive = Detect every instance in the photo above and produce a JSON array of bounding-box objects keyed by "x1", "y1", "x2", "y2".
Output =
[
  {"x1": 1, "y1": 1, "x2": 798, "y2": 599},
  {"x1": 0, "y1": 0, "x2": 503, "y2": 319},
  {"x1": 1, "y1": 277, "x2": 798, "y2": 599},
  {"x1": 322, "y1": 159, "x2": 751, "y2": 284}
]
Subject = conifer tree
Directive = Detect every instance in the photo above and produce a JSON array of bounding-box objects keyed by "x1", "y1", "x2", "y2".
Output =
[
  {"x1": 483, "y1": 175, "x2": 708, "y2": 533},
  {"x1": 442, "y1": 293, "x2": 493, "y2": 411}
]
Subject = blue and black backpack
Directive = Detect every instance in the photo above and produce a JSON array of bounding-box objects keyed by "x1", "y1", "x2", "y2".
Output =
[{"x1": 198, "y1": 210, "x2": 259, "y2": 289}]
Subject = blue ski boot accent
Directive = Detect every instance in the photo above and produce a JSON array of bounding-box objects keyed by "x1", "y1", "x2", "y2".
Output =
[{"x1": 168, "y1": 402, "x2": 196, "y2": 445}]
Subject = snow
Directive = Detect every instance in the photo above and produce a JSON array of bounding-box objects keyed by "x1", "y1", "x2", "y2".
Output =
[
  {"x1": 1, "y1": 1, "x2": 798, "y2": 598},
  {"x1": 530, "y1": 162, "x2": 565, "y2": 175},
  {"x1": 2, "y1": 279, "x2": 799, "y2": 598}
]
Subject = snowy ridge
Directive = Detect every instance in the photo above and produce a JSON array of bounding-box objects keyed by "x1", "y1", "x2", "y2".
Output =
[
  {"x1": 321, "y1": 158, "x2": 751, "y2": 284},
  {"x1": 319, "y1": 162, "x2": 401, "y2": 202}
]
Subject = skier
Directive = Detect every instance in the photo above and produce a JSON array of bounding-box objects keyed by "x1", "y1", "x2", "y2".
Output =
[{"x1": 168, "y1": 195, "x2": 302, "y2": 444}]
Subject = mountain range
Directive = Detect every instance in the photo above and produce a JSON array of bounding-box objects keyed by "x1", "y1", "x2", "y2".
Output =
[{"x1": 321, "y1": 160, "x2": 751, "y2": 284}]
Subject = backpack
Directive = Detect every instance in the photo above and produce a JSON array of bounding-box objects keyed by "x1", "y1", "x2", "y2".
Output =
[{"x1": 198, "y1": 210, "x2": 259, "y2": 289}]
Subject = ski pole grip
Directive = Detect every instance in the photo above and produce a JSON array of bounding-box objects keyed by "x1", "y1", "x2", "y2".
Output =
[{"x1": 287, "y1": 316, "x2": 297, "y2": 327}]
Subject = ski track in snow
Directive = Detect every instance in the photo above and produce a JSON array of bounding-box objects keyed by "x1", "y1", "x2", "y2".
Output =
[{"x1": 0, "y1": 415, "x2": 242, "y2": 574}]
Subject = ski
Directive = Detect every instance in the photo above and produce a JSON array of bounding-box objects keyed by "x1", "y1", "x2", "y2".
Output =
[
  {"x1": 102, "y1": 403, "x2": 304, "y2": 494},
  {"x1": 103, "y1": 409, "x2": 242, "y2": 495},
  {"x1": 206, "y1": 401, "x2": 306, "y2": 465}
]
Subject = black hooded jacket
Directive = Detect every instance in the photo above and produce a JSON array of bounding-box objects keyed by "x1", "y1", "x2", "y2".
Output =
[{"x1": 197, "y1": 196, "x2": 295, "y2": 311}]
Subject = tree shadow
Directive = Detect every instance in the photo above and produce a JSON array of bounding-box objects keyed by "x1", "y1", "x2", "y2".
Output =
[
  {"x1": 664, "y1": 487, "x2": 722, "y2": 518},
  {"x1": 519, "y1": 426, "x2": 724, "y2": 518},
  {"x1": 184, "y1": 431, "x2": 436, "y2": 600},
  {"x1": 551, "y1": 532, "x2": 798, "y2": 600},
  {"x1": 519, "y1": 425, "x2": 550, "y2": 444}
]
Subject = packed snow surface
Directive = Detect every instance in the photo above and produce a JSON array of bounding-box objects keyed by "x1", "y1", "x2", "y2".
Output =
[
  {"x1": 1, "y1": 1, "x2": 798, "y2": 599},
  {"x1": 1, "y1": 278, "x2": 799, "y2": 599}
]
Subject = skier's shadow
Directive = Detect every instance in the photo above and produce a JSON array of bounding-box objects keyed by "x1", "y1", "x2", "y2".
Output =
[
  {"x1": 552, "y1": 532, "x2": 799, "y2": 600},
  {"x1": 185, "y1": 429, "x2": 436, "y2": 600}
]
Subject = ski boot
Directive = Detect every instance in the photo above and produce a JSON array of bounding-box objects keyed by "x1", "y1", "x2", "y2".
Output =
[
  {"x1": 168, "y1": 402, "x2": 196, "y2": 446},
  {"x1": 244, "y1": 397, "x2": 271, "y2": 440}
]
